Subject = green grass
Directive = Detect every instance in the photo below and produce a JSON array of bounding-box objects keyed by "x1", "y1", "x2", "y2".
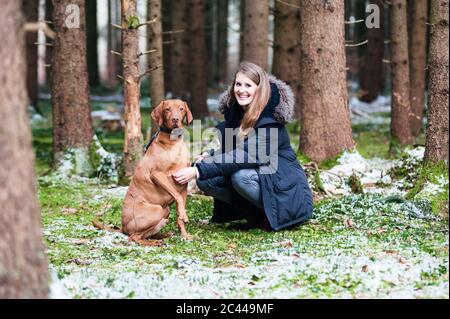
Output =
[{"x1": 32, "y1": 102, "x2": 449, "y2": 298}]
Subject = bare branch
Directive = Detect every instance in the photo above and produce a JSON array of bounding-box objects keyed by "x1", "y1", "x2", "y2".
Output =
[
  {"x1": 44, "y1": 64, "x2": 51, "y2": 68},
  {"x1": 163, "y1": 40, "x2": 175, "y2": 45},
  {"x1": 344, "y1": 19, "x2": 365, "y2": 24},
  {"x1": 24, "y1": 22, "x2": 55, "y2": 39},
  {"x1": 275, "y1": 0, "x2": 300, "y2": 10},
  {"x1": 110, "y1": 50, "x2": 122, "y2": 57},
  {"x1": 138, "y1": 65, "x2": 163, "y2": 81},
  {"x1": 382, "y1": 59, "x2": 391, "y2": 64},
  {"x1": 111, "y1": 23, "x2": 123, "y2": 30},
  {"x1": 34, "y1": 42, "x2": 53, "y2": 46},
  {"x1": 136, "y1": 17, "x2": 158, "y2": 28},
  {"x1": 117, "y1": 75, "x2": 124, "y2": 81},
  {"x1": 345, "y1": 40, "x2": 368, "y2": 47},
  {"x1": 162, "y1": 29, "x2": 185, "y2": 35},
  {"x1": 138, "y1": 49, "x2": 157, "y2": 57}
]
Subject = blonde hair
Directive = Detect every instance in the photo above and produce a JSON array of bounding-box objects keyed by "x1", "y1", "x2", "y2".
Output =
[{"x1": 227, "y1": 61, "x2": 271, "y2": 138}]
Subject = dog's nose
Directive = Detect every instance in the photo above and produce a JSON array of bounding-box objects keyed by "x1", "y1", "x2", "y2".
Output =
[{"x1": 172, "y1": 117, "x2": 179, "y2": 123}]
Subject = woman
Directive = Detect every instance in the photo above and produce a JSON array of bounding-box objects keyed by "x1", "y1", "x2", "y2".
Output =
[{"x1": 173, "y1": 62, "x2": 313, "y2": 230}]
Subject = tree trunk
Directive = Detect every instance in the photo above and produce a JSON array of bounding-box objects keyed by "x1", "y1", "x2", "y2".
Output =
[
  {"x1": 22, "y1": 0, "x2": 39, "y2": 111},
  {"x1": 424, "y1": 0, "x2": 449, "y2": 163},
  {"x1": 189, "y1": 0, "x2": 209, "y2": 118},
  {"x1": 242, "y1": 0, "x2": 269, "y2": 71},
  {"x1": 298, "y1": 0, "x2": 355, "y2": 163},
  {"x1": 390, "y1": 0, "x2": 414, "y2": 147},
  {"x1": 148, "y1": 0, "x2": 165, "y2": 134},
  {"x1": 360, "y1": 0, "x2": 385, "y2": 102},
  {"x1": 45, "y1": 0, "x2": 54, "y2": 86},
  {"x1": 121, "y1": 0, "x2": 143, "y2": 182},
  {"x1": 171, "y1": 0, "x2": 190, "y2": 99},
  {"x1": 106, "y1": 0, "x2": 118, "y2": 89},
  {"x1": 162, "y1": 0, "x2": 172, "y2": 94},
  {"x1": 86, "y1": 0, "x2": 100, "y2": 87},
  {"x1": 272, "y1": 0, "x2": 301, "y2": 118},
  {"x1": 239, "y1": 0, "x2": 245, "y2": 62},
  {"x1": 0, "y1": 0, "x2": 49, "y2": 298},
  {"x1": 217, "y1": 0, "x2": 228, "y2": 86},
  {"x1": 205, "y1": 0, "x2": 216, "y2": 86},
  {"x1": 52, "y1": 0, "x2": 94, "y2": 174},
  {"x1": 409, "y1": 0, "x2": 428, "y2": 137}
]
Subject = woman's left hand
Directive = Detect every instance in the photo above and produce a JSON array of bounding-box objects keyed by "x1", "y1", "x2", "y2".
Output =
[{"x1": 172, "y1": 167, "x2": 197, "y2": 185}]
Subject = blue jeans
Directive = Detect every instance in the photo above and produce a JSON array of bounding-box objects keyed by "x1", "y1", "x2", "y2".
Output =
[{"x1": 196, "y1": 169, "x2": 262, "y2": 208}]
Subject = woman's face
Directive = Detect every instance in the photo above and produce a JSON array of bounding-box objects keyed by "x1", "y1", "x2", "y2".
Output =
[{"x1": 234, "y1": 72, "x2": 258, "y2": 107}]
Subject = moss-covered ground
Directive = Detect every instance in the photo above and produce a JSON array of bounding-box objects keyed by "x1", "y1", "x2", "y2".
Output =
[{"x1": 33, "y1": 101, "x2": 448, "y2": 299}]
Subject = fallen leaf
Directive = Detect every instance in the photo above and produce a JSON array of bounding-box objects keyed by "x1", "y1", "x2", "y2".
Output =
[
  {"x1": 68, "y1": 258, "x2": 92, "y2": 265},
  {"x1": 278, "y1": 240, "x2": 293, "y2": 248},
  {"x1": 398, "y1": 256, "x2": 407, "y2": 264},
  {"x1": 362, "y1": 265, "x2": 369, "y2": 272},
  {"x1": 291, "y1": 253, "x2": 300, "y2": 258},
  {"x1": 228, "y1": 243, "x2": 237, "y2": 250},
  {"x1": 73, "y1": 239, "x2": 90, "y2": 245},
  {"x1": 377, "y1": 228, "x2": 387, "y2": 234},
  {"x1": 62, "y1": 208, "x2": 78, "y2": 215},
  {"x1": 344, "y1": 218, "x2": 354, "y2": 228}
]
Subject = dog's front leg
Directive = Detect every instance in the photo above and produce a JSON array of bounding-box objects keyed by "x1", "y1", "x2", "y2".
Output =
[{"x1": 150, "y1": 170, "x2": 190, "y2": 231}]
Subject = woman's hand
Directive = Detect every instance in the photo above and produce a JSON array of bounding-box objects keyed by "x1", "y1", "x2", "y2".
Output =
[
  {"x1": 172, "y1": 167, "x2": 198, "y2": 185},
  {"x1": 194, "y1": 151, "x2": 210, "y2": 164}
]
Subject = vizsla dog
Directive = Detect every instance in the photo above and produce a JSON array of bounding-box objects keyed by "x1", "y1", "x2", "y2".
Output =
[{"x1": 95, "y1": 100, "x2": 193, "y2": 246}]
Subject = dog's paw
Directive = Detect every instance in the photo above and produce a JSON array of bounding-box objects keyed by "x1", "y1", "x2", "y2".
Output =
[
  {"x1": 178, "y1": 215, "x2": 189, "y2": 223},
  {"x1": 182, "y1": 233, "x2": 194, "y2": 241}
]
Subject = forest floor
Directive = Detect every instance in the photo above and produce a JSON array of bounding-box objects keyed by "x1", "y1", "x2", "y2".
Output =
[{"x1": 32, "y1": 96, "x2": 449, "y2": 299}]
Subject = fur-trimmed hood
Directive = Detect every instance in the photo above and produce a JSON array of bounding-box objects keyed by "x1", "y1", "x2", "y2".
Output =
[{"x1": 217, "y1": 75, "x2": 295, "y2": 125}]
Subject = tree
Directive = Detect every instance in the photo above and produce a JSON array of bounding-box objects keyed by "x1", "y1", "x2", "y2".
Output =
[
  {"x1": 217, "y1": 0, "x2": 229, "y2": 86},
  {"x1": 298, "y1": 0, "x2": 355, "y2": 163},
  {"x1": 360, "y1": 0, "x2": 385, "y2": 102},
  {"x1": 86, "y1": 0, "x2": 100, "y2": 87},
  {"x1": 189, "y1": 0, "x2": 209, "y2": 117},
  {"x1": 272, "y1": 0, "x2": 301, "y2": 117},
  {"x1": 45, "y1": 0, "x2": 54, "y2": 86},
  {"x1": 242, "y1": 0, "x2": 269, "y2": 71},
  {"x1": 51, "y1": 0, "x2": 94, "y2": 174},
  {"x1": 162, "y1": 0, "x2": 173, "y2": 94},
  {"x1": 106, "y1": 0, "x2": 119, "y2": 89},
  {"x1": 120, "y1": 0, "x2": 144, "y2": 182},
  {"x1": 390, "y1": 0, "x2": 414, "y2": 147},
  {"x1": 148, "y1": 0, "x2": 165, "y2": 134},
  {"x1": 424, "y1": 0, "x2": 449, "y2": 163},
  {"x1": 409, "y1": 0, "x2": 428, "y2": 137},
  {"x1": 22, "y1": 0, "x2": 39, "y2": 112},
  {"x1": 170, "y1": 0, "x2": 190, "y2": 99},
  {"x1": 0, "y1": 0, "x2": 49, "y2": 298}
]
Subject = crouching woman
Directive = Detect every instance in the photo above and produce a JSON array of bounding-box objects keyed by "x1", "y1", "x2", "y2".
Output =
[{"x1": 173, "y1": 61, "x2": 313, "y2": 231}]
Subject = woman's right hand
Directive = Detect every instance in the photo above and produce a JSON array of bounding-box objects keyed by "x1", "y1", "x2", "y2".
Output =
[{"x1": 194, "y1": 152, "x2": 210, "y2": 164}]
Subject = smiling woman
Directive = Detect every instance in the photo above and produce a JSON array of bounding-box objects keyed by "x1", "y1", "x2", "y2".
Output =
[{"x1": 174, "y1": 61, "x2": 314, "y2": 231}]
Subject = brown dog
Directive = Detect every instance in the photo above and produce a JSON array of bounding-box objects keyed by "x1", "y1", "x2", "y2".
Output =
[{"x1": 96, "y1": 99, "x2": 193, "y2": 246}]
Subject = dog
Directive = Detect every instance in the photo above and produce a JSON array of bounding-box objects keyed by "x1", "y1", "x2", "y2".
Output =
[{"x1": 94, "y1": 99, "x2": 193, "y2": 246}]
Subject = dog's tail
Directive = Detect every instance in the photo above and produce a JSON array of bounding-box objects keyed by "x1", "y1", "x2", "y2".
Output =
[{"x1": 92, "y1": 220, "x2": 122, "y2": 233}]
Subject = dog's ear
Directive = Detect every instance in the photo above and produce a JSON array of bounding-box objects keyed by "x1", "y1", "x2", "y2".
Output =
[
  {"x1": 151, "y1": 101, "x2": 164, "y2": 126},
  {"x1": 184, "y1": 101, "x2": 193, "y2": 126}
]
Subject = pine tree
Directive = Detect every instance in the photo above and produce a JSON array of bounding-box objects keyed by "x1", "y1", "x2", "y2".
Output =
[
  {"x1": 424, "y1": 0, "x2": 449, "y2": 163},
  {"x1": 0, "y1": 0, "x2": 49, "y2": 298},
  {"x1": 298, "y1": 0, "x2": 355, "y2": 162}
]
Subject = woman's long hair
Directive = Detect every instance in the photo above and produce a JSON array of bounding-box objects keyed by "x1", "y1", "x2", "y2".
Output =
[{"x1": 227, "y1": 62, "x2": 271, "y2": 138}]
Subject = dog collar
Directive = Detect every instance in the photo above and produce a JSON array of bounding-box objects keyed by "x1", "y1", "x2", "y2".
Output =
[{"x1": 144, "y1": 126, "x2": 184, "y2": 152}]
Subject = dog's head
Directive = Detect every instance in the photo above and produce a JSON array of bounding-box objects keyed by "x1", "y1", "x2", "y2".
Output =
[{"x1": 151, "y1": 99, "x2": 193, "y2": 130}]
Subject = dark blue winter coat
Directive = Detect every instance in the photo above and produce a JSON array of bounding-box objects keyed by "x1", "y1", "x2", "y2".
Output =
[{"x1": 196, "y1": 76, "x2": 313, "y2": 230}]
